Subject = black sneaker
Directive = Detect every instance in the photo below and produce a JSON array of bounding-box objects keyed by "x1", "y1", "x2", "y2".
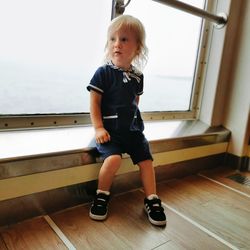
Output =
[
  {"x1": 144, "y1": 197, "x2": 166, "y2": 226},
  {"x1": 89, "y1": 193, "x2": 110, "y2": 221}
]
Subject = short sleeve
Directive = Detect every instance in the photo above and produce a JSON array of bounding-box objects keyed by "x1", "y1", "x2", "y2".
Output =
[{"x1": 87, "y1": 67, "x2": 106, "y2": 94}]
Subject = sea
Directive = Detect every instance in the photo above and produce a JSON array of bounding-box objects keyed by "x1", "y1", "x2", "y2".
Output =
[{"x1": 0, "y1": 62, "x2": 192, "y2": 115}]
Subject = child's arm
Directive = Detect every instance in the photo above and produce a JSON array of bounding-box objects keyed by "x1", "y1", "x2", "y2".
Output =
[
  {"x1": 90, "y1": 91, "x2": 111, "y2": 144},
  {"x1": 136, "y1": 95, "x2": 140, "y2": 105}
]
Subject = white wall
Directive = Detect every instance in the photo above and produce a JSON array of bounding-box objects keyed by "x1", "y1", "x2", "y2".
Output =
[
  {"x1": 223, "y1": 0, "x2": 250, "y2": 156},
  {"x1": 199, "y1": 0, "x2": 232, "y2": 126},
  {"x1": 200, "y1": 0, "x2": 249, "y2": 157}
]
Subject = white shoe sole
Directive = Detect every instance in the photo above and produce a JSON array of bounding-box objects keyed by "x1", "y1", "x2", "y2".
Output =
[{"x1": 89, "y1": 211, "x2": 108, "y2": 221}]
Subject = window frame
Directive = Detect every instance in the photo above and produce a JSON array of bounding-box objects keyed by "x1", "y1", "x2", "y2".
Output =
[{"x1": 0, "y1": 0, "x2": 214, "y2": 130}]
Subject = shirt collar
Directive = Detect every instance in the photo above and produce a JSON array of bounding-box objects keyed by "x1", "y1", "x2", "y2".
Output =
[{"x1": 106, "y1": 60, "x2": 142, "y2": 76}]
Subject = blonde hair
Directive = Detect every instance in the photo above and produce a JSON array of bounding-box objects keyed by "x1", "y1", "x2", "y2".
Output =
[{"x1": 104, "y1": 15, "x2": 148, "y2": 71}]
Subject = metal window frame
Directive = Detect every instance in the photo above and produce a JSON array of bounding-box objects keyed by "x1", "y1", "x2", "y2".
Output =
[{"x1": 0, "y1": 0, "x2": 221, "y2": 130}]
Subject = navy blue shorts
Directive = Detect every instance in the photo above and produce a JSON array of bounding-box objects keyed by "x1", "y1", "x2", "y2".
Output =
[{"x1": 96, "y1": 130, "x2": 153, "y2": 165}]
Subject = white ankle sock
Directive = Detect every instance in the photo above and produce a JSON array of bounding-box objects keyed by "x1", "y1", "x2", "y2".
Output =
[
  {"x1": 147, "y1": 194, "x2": 158, "y2": 200},
  {"x1": 97, "y1": 189, "x2": 110, "y2": 196}
]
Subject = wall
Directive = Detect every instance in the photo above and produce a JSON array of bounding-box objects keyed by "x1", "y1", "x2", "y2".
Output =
[
  {"x1": 200, "y1": 0, "x2": 249, "y2": 157},
  {"x1": 223, "y1": 0, "x2": 250, "y2": 157}
]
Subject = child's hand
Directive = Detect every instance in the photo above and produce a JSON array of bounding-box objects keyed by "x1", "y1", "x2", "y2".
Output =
[{"x1": 95, "y1": 127, "x2": 111, "y2": 144}]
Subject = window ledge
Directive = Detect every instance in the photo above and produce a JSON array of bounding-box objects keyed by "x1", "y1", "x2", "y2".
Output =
[
  {"x1": 0, "y1": 120, "x2": 230, "y2": 163},
  {"x1": 0, "y1": 119, "x2": 231, "y2": 202}
]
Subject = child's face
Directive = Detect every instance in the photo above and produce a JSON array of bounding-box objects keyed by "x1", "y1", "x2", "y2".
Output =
[{"x1": 107, "y1": 27, "x2": 139, "y2": 70}]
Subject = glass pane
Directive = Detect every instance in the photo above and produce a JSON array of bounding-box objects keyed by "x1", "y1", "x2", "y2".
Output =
[
  {"x1": 125, "y1": 0, "x2": 204, "y2": 111},
  {"x1": 0, "y1": 0, "x2": 111, "y2": 114}
]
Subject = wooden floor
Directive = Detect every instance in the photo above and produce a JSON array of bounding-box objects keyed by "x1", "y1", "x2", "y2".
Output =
[{"x1": 0, "y1": 167, "x2": 250, "y2": 250}]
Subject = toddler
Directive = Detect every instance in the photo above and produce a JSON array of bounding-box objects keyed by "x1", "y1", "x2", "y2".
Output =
[{"x1": 87, "y1": 14, "x2": 166, "y2": 226}]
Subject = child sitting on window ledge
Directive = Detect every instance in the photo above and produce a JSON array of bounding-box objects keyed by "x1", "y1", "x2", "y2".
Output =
[{"x1": 87, "y1": 14, "x2": 166, "y2": 226}]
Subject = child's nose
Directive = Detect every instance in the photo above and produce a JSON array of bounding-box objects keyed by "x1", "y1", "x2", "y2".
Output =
[{"x1": 114, "y1": 39, "x2": 121, "y2": 48}]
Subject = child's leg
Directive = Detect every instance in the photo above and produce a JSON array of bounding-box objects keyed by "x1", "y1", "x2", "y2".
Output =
[
  {"x1": 98, "y1": 154, "x2": 122, "y2": 192},
  {"x1": 138, "y1": 159, "x2": 166, "y2": 226},
  {"x1": 89, "y1": 154, "x2": 121, "y2": 221},
  {"x1": 138, "y1": 159, "x2": 156, "y2": 197}
]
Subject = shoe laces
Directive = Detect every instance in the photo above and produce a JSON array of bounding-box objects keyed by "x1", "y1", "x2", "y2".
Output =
[
  {"x1": 93, "y1": 193, "x2": 109, "y2": 207},
  {"x1": 146, "y1": 198, "x2": 164, "y2": 213}
]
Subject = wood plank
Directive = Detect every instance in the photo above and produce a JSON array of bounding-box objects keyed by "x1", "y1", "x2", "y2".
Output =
[
  {"x1": 154, "y1": 240, "x2": 187, "y2": 250},
  {"x1": 161, "y1": 205, "x2": 229, "y2": 249},
  {"x1": 199, "y1": 167, "x2": 250, "y2": 196},
  {"x1": 157, "y1": 175, "x2": 250, "y2": 249},
  {"x1": 0, "y1": 236, "x2": 7, "y2": 250},
  {"x1": 52, "y1": 192, "x2": 167, "y2": 250},
  {"x1": 52, "y1": 190, "x2": 229, "y2": 250},
  {"x1": 107, "y1": 191, "x2": 228, "y2": 250},
  {"x1": 50, "y1": 205, "x2": 129, "y2": 250},
  {"x1": 0, "y1": 217, "x2": 67, "y2": 250},
  {"x1": 106, "y1": 191, "x2": 228, "y2": 249},
  {"x1": 103, "y1": 191, "x2": 169, "y2": 250}
]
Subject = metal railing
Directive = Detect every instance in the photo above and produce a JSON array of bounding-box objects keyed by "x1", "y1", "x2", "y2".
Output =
[{"x1": 112, "y1": 0, "x2": 227, "y2": 28}]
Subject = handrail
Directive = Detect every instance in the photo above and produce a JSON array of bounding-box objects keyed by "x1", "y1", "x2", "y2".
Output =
[
  {"x1": 152, "y1": 0, "x2": 227, "y2": 28},
  {"x1": 111, "y1": 0, "x2": 130, "y2": 19},
  {"x1": 112, "y1": 0, "x2": 227, "y2": 28}
]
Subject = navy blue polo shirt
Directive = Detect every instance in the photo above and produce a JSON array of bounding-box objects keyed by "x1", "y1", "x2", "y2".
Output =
[{"x1": 87, "y1": 61, "x2": 144, "y2": 132}]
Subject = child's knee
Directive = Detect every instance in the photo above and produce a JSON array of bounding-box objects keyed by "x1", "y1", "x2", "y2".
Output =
[{"x1": 103, "y1": 154, "x2": 122, "y2": 168}]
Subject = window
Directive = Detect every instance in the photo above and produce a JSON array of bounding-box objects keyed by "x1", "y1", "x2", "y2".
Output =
[
  {"x1": 0, "y1": 0, "x2": 206, "y2": 129},
  {"x1": 124, "y1": 0, "x2": 204, "y2": 112},
  {"x1": 0, "y1": 0, "x2": 111, "y2": 115}
]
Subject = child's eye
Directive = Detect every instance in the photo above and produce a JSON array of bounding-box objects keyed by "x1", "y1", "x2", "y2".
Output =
[
  {"x1": 110, "y1": 37, "x2": 115, "y2": 42},
  {"x1": 121, "y1": 37, "x2": 128, "y2": 42}
]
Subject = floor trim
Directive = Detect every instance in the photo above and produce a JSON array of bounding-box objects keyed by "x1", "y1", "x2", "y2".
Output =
[
  {"x1": 138, "y1": 189, "x2": 239, "y2": 250},
  {"x1": 44, "y1": 215, "x2": 76, "y2": 250},
  {"x1": 161, "y1": 202, "x2": 239, "y2": 250},
  {"x1": 198, "y1": 174, "x2": 250, "y2": 198}
]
